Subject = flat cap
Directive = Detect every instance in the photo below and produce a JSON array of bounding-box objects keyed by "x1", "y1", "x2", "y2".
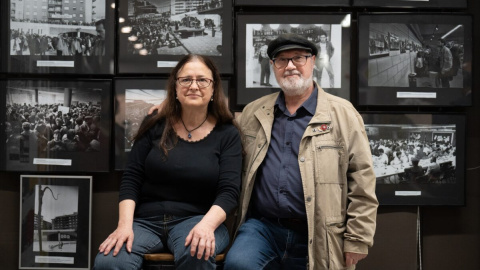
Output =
[{"x1": 267, "y1": 33, "x2": 318, "y2": 59}]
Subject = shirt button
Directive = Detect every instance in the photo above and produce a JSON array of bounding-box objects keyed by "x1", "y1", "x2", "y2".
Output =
[
  {"x1": 258, "y1": 144, "x2": 262, "y2": 148},
  {"x1": 300, "y1": 157, "x2": 305, "y2": 162},
  {"x1": 306, "y1": 196, "x2": 312, "y2": 202}
]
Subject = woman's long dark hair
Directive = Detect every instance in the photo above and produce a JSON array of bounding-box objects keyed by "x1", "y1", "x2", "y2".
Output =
[{"x1": 133, "y1": 54, "x2": 239, "y2": 155}]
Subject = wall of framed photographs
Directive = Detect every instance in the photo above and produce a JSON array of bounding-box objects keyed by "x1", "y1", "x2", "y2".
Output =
[{"x1": 0, "y1": 0, "x2": 479, "y2": 270}]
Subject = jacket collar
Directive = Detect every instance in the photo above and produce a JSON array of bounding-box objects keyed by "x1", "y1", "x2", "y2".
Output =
[{"x1": 253, "y1": 82, "x2": 332, "y2": 126}]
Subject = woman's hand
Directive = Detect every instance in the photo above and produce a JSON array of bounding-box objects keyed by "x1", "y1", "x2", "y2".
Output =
[
  {"x1": 98, "y1": 224, "x2": 134, "y2": 256},
  {"x1": 185, "y1": 220, "x2": 216, "y2": 260}
]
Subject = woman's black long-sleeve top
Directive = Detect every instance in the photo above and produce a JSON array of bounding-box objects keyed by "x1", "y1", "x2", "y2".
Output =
[{"x1": 119, "y1": 120, "x2": 242, "y2": 217}]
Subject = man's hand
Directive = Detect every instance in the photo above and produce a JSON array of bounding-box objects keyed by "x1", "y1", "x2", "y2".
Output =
[
  {"x1": 345, "y1": 252, "x2": 367, "y2": 267},
  {"x1": 147, "y1": 103, "x2": 164, "y2": 115}
]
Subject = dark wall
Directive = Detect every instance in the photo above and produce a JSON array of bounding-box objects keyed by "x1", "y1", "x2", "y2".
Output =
[{"x1": 1, "y1": 1, "x2": 479, "y2": 269}]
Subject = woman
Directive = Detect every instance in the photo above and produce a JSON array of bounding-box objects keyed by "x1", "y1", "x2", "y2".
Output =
[{"x1": 94, "y1": 54, "x2": 242, "y2": 270}]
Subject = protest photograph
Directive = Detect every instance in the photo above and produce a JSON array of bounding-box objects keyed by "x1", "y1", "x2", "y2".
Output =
[
  {"x1": 2, "y1": 80, "x2": 111, "y2": 172},
  {"x1": 8, "y1": 0, "x2": 114, "y2": 74}
]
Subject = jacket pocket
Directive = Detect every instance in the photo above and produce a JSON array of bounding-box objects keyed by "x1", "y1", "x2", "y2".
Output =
[
  {"x1": 314, "y1": 141, "x2": 345, "y2": 184},
  {"x1": 326, "y1": 220, "x2": 353, "y2": 270}
]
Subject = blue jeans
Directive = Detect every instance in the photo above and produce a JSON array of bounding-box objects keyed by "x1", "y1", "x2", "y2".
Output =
[
  {"x1": 93, "y1": 215, "x2": 229, "y2": 270},
  {"x1": 224, "y1": 217, "x2": 308, "y2": 270}
]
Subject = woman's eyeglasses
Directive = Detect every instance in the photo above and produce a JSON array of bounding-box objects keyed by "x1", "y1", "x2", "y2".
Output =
[{"x1": 176, "y1": 77, "x2": 214, "y2": 88}]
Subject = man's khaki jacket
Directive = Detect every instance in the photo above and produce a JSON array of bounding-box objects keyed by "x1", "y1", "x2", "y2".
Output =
[{"x1": 235, "y1": 87, "x2": 378, "y2": 270}]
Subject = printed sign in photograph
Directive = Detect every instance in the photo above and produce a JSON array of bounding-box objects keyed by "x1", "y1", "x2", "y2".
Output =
[{"x1": 19, "y1": 175, "x2": 92, "y2": 269}]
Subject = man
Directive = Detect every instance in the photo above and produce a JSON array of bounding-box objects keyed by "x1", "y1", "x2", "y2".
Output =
[
  {"x1": 258, "y1": 40, "x2": 272, "y2": 87},
  {"x1": 437, "y1": 38, "x2": 453, "y2": 88},
  {"x1": 93, "y1": 19, "x2": 106, "y2": 56},
  {"x1": 315, "y1": 31, "x2": 335, "y2": 88},
  {"x1": 224, "y1": 33, "x2": 378, "y2": 269}
]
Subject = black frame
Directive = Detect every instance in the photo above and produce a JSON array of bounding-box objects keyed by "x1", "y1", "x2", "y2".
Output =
[
  {"x1": 19, "y1": 175, "x2": 92, "y2": 269},
  {"x1": 361, "y1": 112, "x2": 466, "y2": 206},
  {"x1": 235, "y1": 0, "x2": 349, "y2": 6},
  {"x1": 5, "y1": 0, "x2": 115, "y2": 74},
  {"x1": 114, "y1": 77, "x2": 230, "y2": 170},
  {"x1": 357, "y1": 13, "x2": 473, "y2": 106},
  {"x1": 353, "y1": 0, "x2": 467, "y2": 8},
  {"x1": 1, "y1": 79, "x2": 112, "y2": 172},
  {"x1": 235, "y1": 13, "x2": 352, "y2": 108},
  {"x1": 117, "y1": 0, "x2": 233, "y2": 74}
]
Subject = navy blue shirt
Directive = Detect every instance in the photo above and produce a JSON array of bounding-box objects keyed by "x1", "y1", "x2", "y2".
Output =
[{"x1": 252, "y1": 87, "x2": 318, "y2": 219}]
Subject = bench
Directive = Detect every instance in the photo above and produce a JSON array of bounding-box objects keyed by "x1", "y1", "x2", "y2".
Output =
[{"x1": 143, "y1": 253, "x2": 225, "y2": 270}]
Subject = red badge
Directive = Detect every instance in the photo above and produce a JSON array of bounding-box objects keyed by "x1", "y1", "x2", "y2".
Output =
[{"x1": 320, "y1": 124, "x2": 328, "y2": 131}]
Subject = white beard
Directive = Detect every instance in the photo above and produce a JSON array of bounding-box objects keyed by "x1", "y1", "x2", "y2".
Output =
[{"x1": 278, "y1": 71, "x2": 314, "y2": 96}]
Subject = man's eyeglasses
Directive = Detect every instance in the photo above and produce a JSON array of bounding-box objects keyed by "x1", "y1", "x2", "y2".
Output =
[
  {"x1": 272, "y1": 55, "x2": 312, "y2": 69},
  {"x1": 176, "y1": 77, "x2": 214, "y2": 88}
]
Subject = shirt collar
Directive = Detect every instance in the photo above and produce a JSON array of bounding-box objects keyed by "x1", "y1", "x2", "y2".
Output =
[{"x1": 275, "y1": 84, "x2": 318, "y2": 116}]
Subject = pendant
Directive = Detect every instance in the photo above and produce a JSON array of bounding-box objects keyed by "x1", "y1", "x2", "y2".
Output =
[{"x1": 188, "y1": 133, "x2": 192, "y2": 139}]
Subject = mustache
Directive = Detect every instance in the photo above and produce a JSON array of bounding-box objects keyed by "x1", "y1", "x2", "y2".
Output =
[{"x1": 283, "y1": 71, "x2": 301, "y2": 77}]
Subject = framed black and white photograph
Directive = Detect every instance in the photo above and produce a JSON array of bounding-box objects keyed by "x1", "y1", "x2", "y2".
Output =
[
  {"x1": 357, "y1": 13, "x2": 472, "y2": 106},
  {"x1": 114, "y1": 77, "x2": 230, "y2": 170},
  {"x1": 353, "y1": 0, "x2": 467, "y2": 8},
  {"x1": 361, "y1": 113, "x2": 466, "y2": 205},
  {"x1": 6, "y1": 0, "x2": 115, "y2": 74},
  {"x1": 235, "y1": 13, "x2": 351, "y2": 107},
  {"x1": 0, "y1": 79, "x2": 112, "y2": 172},
  {"x1": 19, "y1": 175, "x2": 92, "y2": 269},
  {"x1": 117, "y1": 0, "x2": 233, "y2": 74},
  {"x1": 235, "y1": 0, "x2": 349, "y2": 7}
]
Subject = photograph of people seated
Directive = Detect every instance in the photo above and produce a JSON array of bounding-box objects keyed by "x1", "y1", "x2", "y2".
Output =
[{"x1": 366, "y1": 125, "x2": 457, "y2": 185}]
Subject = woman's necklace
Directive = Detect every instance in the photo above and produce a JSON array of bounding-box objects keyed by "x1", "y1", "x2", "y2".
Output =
[{"x1": 181, "y1": 114, "x2": 208, "y2": 139}]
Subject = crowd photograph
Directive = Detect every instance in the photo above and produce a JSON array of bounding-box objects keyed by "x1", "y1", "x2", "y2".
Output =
[
  {"x1": 122, "y1": 0, "x2": 223, "y2": 56},
  {"x1": 365, "y1": 123, "x2": 457, "y2": 185},
  {"x1": 9, "y1": 0, "x2": 106, "y2": 56},
  {"x1": 4, "y1": 82, "x2": 106, "y2": 170}
]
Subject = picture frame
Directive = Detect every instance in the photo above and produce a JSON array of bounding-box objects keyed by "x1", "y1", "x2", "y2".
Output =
[
  {"x1": 114, "y1": 77, "x2": 230, "y2": 170},
  {"x1": 352, "y1": 0, "x2": 467, "y2": 8},
  {"x1": 6, "y1": 0, "x2": 115, "y2": 75},
  {"x1": 235, "y1": 13, "x2": 351, "y2": 108},
  {"x1": 117, "y1": 0, "x2": 233, "y2": 74},
  {"x1": 19, "y1": 175, "x2": 92, "y2": 269},
  {"x1": 357, "y1": 13, "x2": 473, "y2": 106},
  {"x1": 234, "y1": 0, "x2": 349, "y2": 7},
  {"x1": 361, "y1": 112, "x2": 465, "y2": 206},
  {"x1": 0, "y1": 79, "x2": 112, "y2": 172}
]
